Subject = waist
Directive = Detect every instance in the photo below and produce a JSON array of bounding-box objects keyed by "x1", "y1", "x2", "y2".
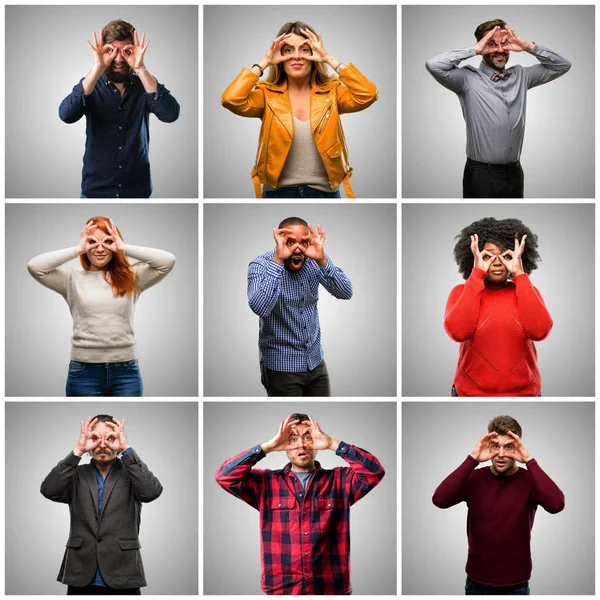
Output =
[{"x1": 467, "y1": 158, "x2": 521, "y2": 171}]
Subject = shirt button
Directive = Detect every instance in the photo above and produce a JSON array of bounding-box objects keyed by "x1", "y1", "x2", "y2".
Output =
[
  {"x1": 304, "y1": 552, "x2": 308, "y2": 556},
  {"x1": 116, "y1": 194, "x2": 119, "y2": 198},
  {"x1": 304, "y1": 532, "x2": 308, "y2": 536},
  {"x1": 119, "y1": 126, "x2": 122, "y2": 130},
  {"x1": 299, "y1": 492, "x2": 303, "y2": 496},
  {"x1": 278, "y1": 503, "x2": 281, "y2": 507},
  {"x1": 118, "y1": 146, "x2": 122, "y2": 150},
  {"x1": 119, "y1": 184, "x2": 122, "y2": 188},
  {"x1": 118, "y1": 107, "x2": 122, "y2": 111},
  {"x1": 119, "y1": 165, "x2": 122, "y2": 169}
]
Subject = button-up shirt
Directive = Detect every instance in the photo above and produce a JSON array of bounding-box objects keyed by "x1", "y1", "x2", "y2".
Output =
[
  {"x1": 247, "y1": 252, "x2": 353, "y2": 372},
  {"x1": 59, "y1": 73, "x2": 180, "y2": 198},
  {"x1": 426, "y1": 45, "x2": 571, "y2": 164},
  {"x1": 216, "y1": 442, "x2": 385, "y2": 595}
]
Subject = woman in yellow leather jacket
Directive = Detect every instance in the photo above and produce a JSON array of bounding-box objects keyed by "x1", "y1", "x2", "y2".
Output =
[{"x1": 221, "y1": 21, "x2": 378, "y2": 198}]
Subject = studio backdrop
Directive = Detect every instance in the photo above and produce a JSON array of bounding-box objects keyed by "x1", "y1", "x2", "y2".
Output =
[
  {"x1": 402, "y1": 402, "x2": 594, "y2": 595},
  {"x1": 5, "y1": 401, "x2": 198, "y2": 595},
  {"x1": 6, "y1": 5, "x2": 198, "y2": 198},
  {"x1": 402, "y1": 203, "x2": 594, "y2": 397},
  {"x1": 203, "y1": 203, "x2": 397, "y2": 397},
  {"x1": 203, "y1": 5, "x2": 397, "y2": 198},
  {"x1": 6, "y1": 203, "x2": 198, "y2": 397},
  {"x1": 402, "y1": 5, "x2": 594, "y2": 198},
  {"x1": 204, "y1": 401, "x2": 397, "y2": 595}
]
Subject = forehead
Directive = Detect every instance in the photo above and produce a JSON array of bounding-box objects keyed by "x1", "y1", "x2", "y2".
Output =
[
  {"x1": 290, "y1": 423, "x2": 311, "y2": 435},
  {"x1": 282, "y1": 33, "x2": 310, "y2": 48},
  {"x1": 491, "y1": 434, "x2": 513, "y2": 446},
  {"x1": 489, "y1": 28, "x2": 506, "y2": 43},
  {"x1": 88, "y1": 226, "x2": 108, "y2": 240},
  {"x1": 91, "y1": 422, "x2": 114, "y2": 435},
  {"x1": 285, "y1": 224, "x2": 309, "y2": 238},
  {"x1": 107, "y1": 39, "x2": 132, "y2": 49},
  {"x1": 483, "y1": 242, "x2": 505, "y2": 253}
]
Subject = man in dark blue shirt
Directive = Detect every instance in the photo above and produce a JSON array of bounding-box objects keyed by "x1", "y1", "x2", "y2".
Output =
[{"x1": 59, "y1": 19, "x2": 180, "y2": 198}]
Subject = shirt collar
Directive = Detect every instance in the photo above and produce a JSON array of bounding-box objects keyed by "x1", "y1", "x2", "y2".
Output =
[
  {"x1": 91, "y1": 458, "x2": 117, "y2": 478},
  {"x1": 100, "y1": 72, "x2": 135, "y2": 88},
  {"x1": 479, "y1": 61, "x2": 508, "y2": 78},
  {"x1": 283, "y1": 460, "x2": 322, "y2": 476}
]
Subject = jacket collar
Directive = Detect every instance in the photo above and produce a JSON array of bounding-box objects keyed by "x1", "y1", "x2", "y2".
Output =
[
  {"x1": 83, "y1": 458, "x2": 125, "y2": 518},
  {"x1": 262, "y1": 77, "x2": 337, "y2": 94}
]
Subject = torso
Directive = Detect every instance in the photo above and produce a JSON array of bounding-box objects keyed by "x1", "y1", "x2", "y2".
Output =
[{"x1": 288, "y1": 88, "x2": 311, "y2": 122}]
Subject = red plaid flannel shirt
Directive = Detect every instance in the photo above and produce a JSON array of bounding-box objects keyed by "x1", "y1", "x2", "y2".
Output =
[{"x1": 216, "y1": 441, "x2": 385, "y2": 595}]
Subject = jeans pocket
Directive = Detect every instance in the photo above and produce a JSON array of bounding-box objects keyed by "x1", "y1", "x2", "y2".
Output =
[
  {"x1": 68, "y1": 361, "x2": 86, "y2": 378},
  {"x1": 123, "y1": 359, "x2": 140, "y2": 373}
]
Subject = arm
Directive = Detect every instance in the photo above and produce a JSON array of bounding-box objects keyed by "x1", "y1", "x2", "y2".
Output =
[
  {"x1": 221, "y1": 69, "x2": 266, "y2": 118},
  {"x1": 425, "y1": 47, "x2": 475, "y2": 94},
  {"x1": 121, "y1": 449, "x2": 163, "y2": 503},
  {"x1": 338, "y1": 442, "x2": 385, "y2": 505},
  {"x1": 526, "y1": 458, "x2": 565, "y2": 513},
  {"x1": 247, "y1": 257, "x2": 283, "y2": 317},
  {"x1": 215, "y1": 445, "x2": 266, "y2": 510},
  {"x1": 126, "y1": 245, "x2": 176, "y2": 293},
  {"x1": 316, "y1": 256, "x2": 353, "y2": 299},
  {"x1": 524, "y1": 45, "x2": 571, "y2": 89},
  {"x1": 432, "y1": 455, "x2": 478, "y2": 508},
  {"x1": 40, "y1": 452, "x2": 81, "y2": 503},
  {"x1": 444, "y1": 268, "x2": 486, "y2": 342},
  {"x1": 512, "y1": 274, "x2": 553, "y2": 340},
  {"x1": 336, "y1": 64, "x2": 378, "y2": 114},
  {"x1": 145, "y1": 81, "x2": 180, "y2": 123},
  {"x1": 27, "y1": 247, "x2": 78, "y2": 297},
  {"x1": 58, "y1": 80, "x2": 91, "y2": 124}
]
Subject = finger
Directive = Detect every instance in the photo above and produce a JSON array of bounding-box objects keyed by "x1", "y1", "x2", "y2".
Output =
[
  {"x1": 140, "y1": 32, "x2": 145, "y2": 48},
  {"x1": 520, "y1": 234, "x2": 527, "y2": 253},
  {"x1": 87, "y1": 40, "x2": 96, "y2": 52},
  {"x1": 99, "y1": 29, "x2": 104, "y2": 46},
  {"x1": 498, "y1": 255, "x2": 509, "y2": 267},
  {"x1": 143, "y1": 40, "x2": 149, "y2": 53},
  {"x1": 134, "y1": 30, "x2": 139, "y2": 47},
  {"x1": 93, "y1": 31, "x2": 98, "y2": 48}
]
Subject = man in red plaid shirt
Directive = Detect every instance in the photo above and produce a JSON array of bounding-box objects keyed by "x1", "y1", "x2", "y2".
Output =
[{"x1": 216, "y1": 413, "x2": 385, "y2": 595}]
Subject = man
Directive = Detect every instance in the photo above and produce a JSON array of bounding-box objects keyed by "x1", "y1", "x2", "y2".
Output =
[
  {"x1": 59, "y1": 20, "x2": 180, "y2": 198},
  {"x1": 432, "y1": 415, "x2": 565, "y2": 595},
  {"x1": 247, "y1": 217, "x2": 353, "y2": 396},
  {"x1": 41, "y1": 415, "x2": 163, "y2": 594},
  {"x1": 216, "y1": 413, "x2": 385, "y2": 594},
  {"x1": 426, "y1": 19, "x2": 571, "y2": 198}
]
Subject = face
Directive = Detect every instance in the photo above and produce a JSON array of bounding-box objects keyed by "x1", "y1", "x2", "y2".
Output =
[
  {"x1": 105, "y1": 39, "x2": 133, "y2": 83},
  {"x1": 285, "y1": 422, "x2": 317, "y2": 471},
  {"x1": 283, "y1": 224, "x2": 310, "y2": 273},
  {"x1": 482, "y1": 28, "x2": 510, "y2": 70},
  {"x1": 90, "y1": 422, "x2": 119, "y2": 464},
  {"x1": 86, "y1": 225, "x2": 114, "y2": 270},
  {"x1": 281, "y1": 33, "x2": 313, "y2": 80},
  {"x1": 481, "y1": 242, "x2": 510, "y2": 285},
  {"x1": 489, "y1": 434, "x2": 517, "y2": 475}
]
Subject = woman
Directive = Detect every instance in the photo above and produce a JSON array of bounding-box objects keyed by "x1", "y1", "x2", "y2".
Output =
[
  {"x1": 221, "y1": 21, "x2": 378, "y2": 198},
  {"x1": 444, "y1": 217, "x2": 552, "y2": 396},
  {"x1": 27, "y1": 216, "x2": 176, "y2": 396}
]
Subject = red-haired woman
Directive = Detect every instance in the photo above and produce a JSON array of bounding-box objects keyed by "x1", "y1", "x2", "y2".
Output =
[{"x1": 27, "y1": 217, "x2": 176, "y2": 396}]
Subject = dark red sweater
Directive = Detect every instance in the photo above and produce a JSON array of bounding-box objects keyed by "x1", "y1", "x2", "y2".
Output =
[
  {"x1": 432, "y1": 455, "x2": 565, "y2": 587},
  {"x1": 444, "y1": 269, "x2": 553, "y2": 396}
]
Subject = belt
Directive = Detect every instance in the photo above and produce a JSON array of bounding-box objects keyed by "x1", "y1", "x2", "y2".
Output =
[
  {"x1": 467, "y1": 158, "x2": 521, "y2": 171},
  {"x1": 252, "y1": 172, "x2": 355, "y2": 198}
]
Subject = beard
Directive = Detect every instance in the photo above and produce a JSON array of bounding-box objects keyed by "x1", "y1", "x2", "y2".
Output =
[
  {"x1": 284, "y1": 254, "x2": 305, "y2": 273},
  {"x1": 106, "y1": 62, "x2": 131, "y2": 83},
  {"x1": 484, "y1": 52, "x2": 509, "y2": 71}
]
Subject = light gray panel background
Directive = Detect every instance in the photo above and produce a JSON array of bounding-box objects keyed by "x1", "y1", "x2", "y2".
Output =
[
  {"x1": 402, "y1": 204, "x2": 594, "y2": 396},
  {"x1": 203, "y1": 204, "x2": 396, "y2": 396},
  {"x1": 204, "y1": 401, "x2": 396, "y2": 594},
  {"x1": 402, "y1": 5, "x2": 594, "y2": 198},
  {"x1": 5, "y1": 401, "x2": 198, "y2": 595},
  {"x1": 6, "y1": 204, "x2": 198, "y2": 397},
  {"x1": 402, "y1": 402, "x2": 594, "y2": 595},
  {"x1": 203, "y1": 5, "x2": 396, "y2": 198},
  {"x1": 6, "y1": 5, "x2": 198, "y2": 198}
]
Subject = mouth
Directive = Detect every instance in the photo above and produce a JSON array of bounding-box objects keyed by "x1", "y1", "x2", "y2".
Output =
[
  {"x1": 291, "y1": 255, "x2": 303, "y2": 268},
  {"x1": 490, "y1": 269, "x2": 504, "y2": 276},
  {"x1": 290, "y1": 63, "x2": 305, "y2": 68},
  {"x1": 297, "y1": 451, "x2": 309, "y2": 459}
]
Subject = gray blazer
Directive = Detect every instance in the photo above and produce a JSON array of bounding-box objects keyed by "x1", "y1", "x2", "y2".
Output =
[{"x1": 40, "y1": 449, "x2": 162, "y2": 589}]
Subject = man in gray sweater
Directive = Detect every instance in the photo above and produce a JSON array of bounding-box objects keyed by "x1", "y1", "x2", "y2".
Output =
[{"x1": 41, "y1": 414, "x2": 162, "y2": 594}]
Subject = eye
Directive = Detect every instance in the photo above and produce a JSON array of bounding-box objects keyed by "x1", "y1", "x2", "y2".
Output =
[
  {"x1": 283, "y1": 47, "x2": 292, "y2": 53},
  {"x1": 124, "y1": 49, "x2": 133, "y2": 56},
  {"x1": 301, "y1": 47, "x2": 310, "y2": 53},
  {"x1": 107, "y1": 436, "x2": 115, "y2": 442},
  {"x1": 301, "y1": 241, "x2": 309, "y2": 247}
]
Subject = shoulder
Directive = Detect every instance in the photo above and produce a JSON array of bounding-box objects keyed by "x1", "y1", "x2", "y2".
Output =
[
  {"x1": 462, "y1": 65, "x2": 479, "y2": 75},
  {"x1": 249, "y1": 251, "x2": 274, "y2": 267},
  {"x1": 447, "y1": 282, "x2": 466, "y2": 299}
]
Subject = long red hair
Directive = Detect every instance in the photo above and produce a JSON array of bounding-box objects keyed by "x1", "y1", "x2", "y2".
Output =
[{"x1": 79, "y1": 216, "x2": 138, "y2": 297}]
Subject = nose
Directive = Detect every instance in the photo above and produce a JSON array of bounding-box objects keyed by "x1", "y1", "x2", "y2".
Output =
[
  {"x1": 99, "y1": 438, "x2": 107, "y2": 448},
  {"x1": 499, "y1": 447, "x2": 505, "y2": 457}
]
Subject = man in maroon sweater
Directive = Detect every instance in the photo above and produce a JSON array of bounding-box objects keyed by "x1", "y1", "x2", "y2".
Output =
[{"x1": 432, "y1": 415, "x2": 565, "y2": 595}]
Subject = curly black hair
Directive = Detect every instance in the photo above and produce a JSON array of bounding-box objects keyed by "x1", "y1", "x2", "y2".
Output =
[{"x1": 453, "y1": 217, "x2": 540, "y2": 280}]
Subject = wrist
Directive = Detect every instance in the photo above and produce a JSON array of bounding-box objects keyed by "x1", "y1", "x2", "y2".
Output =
[
  {"x1": 272, "y1": 255, "x2": 284, "y2": 265},
  {"x1": 134, "y1": 64, "x2": 146, "y2": 72},
  {"x1": 523, "y1": 455, "x2": 532, "y2": 463},
  {"x1": 525, "y1": 41, "x2": 535, "y2": 51},
  {"x1": 73, "y1": 447, "x2": 84, "y2": 457},
  {"x1": 260, "y1": 56, "x2": 272, "y2": 69},
  {"x1": 316, "y1": 256, "x2": 327, "y2": 267},
  {"x1": 327, "y1": 437, "x2": 340, "y2": 451},
  {"x1": 260, "y1": 442, "x2": 273, "y2": 454},
  {"x1": 121, "y1": 444, "x2": 131, "y2": 453}
]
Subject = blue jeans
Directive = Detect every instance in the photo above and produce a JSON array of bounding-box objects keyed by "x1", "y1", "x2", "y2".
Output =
[
  {"x1": 465, "y1": 577, "x2": 530, "y2": 595},
  {"x1": 66, "y1": 360, "x2": 143, "y2": 396},
  {"x1": 262, "y1": 185, "x2": 341, "y2": 198}
]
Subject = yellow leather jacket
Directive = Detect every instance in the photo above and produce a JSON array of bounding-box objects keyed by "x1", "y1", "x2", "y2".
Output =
[{"x1": 221, "y1": 64, "x2": 378, "y2": 198}]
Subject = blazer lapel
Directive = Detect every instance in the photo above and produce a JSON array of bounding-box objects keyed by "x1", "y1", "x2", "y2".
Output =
[
  {"x1": 82, "y1": 466, "x2": 100, "y2": 517},
  {"x1": 268, "y1": 94, "x2": 294, "y2": 138},
  {"x1": 99, "y1": 460, "x2": 124, "y2": 519}
]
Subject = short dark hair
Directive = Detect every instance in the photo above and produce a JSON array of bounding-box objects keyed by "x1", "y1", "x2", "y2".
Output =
[
  {"x1": 474, "y1": 19, "x2": 507, "y2": 42},
  {"x1": 278, "y1": 217, "x2": 308, "y2": 229},
  {"x1": 453, "y1": 217, "x2": 540, "y2": 280},
  {"x1": 488, "y1": 415, "x2": 522, "y2": 438},
  {"x1": 289, "y1": 412, "x2": 309, "y2": 423},
  {"x1": 102, "y1": 19, "x2": 136, "y2": 44},
  {"x1": 92, "y1": 414, "x2": 115, "y2": 423}
]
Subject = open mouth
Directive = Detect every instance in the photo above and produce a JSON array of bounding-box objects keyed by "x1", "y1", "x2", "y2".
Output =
[{"x1": 291, "y1": 255, "x2": 303, "y2": 268}]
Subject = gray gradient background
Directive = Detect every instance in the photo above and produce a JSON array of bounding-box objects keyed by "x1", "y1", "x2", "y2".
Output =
[
  {"x1": 402, "y1": 5, "x2": 594, "y2": 198},
  {"x1": 6, "y1": 204, "x2": 198, "y2": 397},
  {"x1": 203, "y1": 5, "x2": 396, "y2": 198},
  {"x1": 5, "y1": 401, "x2": 198, "y2": 595},
  {"x1": 204, "y1": 401, "x2": 396, "y2": 594},
  {"x1": 203, "y1": 204, "x2": 396, "y2": 396},
  {"x1": 6, "y1": 5, "x2": 198, "y2": 198},
  {"x1": 402, "y1": 402, "x2": 594, "y2": 594},
  {"x1": 402, "y1": 204, "x2": 594, "y2": 397}
]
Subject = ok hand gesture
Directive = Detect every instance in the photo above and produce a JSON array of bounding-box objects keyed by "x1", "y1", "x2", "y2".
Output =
[
  {"x1": 101, "y1": 219, "x2": 125, "y2": 254},
  {"x1": 273, "y1": 228, "x2": 298, "y2": 263},
  {"x1": 501, "y1": 26, "x2": 534, "y2": 52},
  {"x1": 300, "y1": 224, "x2": 326, "y2": 264},
  {"x1": 77, "y1": 220, "x2": 99, "y2": 256},
  {"x1": 306, "y1": 415, "x2": 335, "y2": 450},
  {"x1": 498, "y1": 234, "x2": 526, "y2": 277},
  {"x1": 470, "y1": 234, "x2": 494, "y2": 273},
  {"x1": 505, "y1": 431, "x2": 532, "y2": 463},
  {"x1": 301, "y1": 28, "x2": 329, "y2": 63},
  {"x1": 74, "y1": 416, "x2": 100, "y2": 456},
  {"x1": 263, "y1": 32, "x2": 293, "y2": 66},
  {"x1": 261, "y1": 415, "x2": 301, "y2": 453},
  {"x1": 104, "y1": 418, "x2": 130, "y2": 453},
  {"x1": 470, "y1": 432, "x2": 500, "y2": 463},
  {"x1": 87, "y1": 30, "x2": 118, "y2": 71},
  {"x1": 474, "y1": 26, "x2": 502, "y2": 56},
  {"x1": 122, "y1": 31, "x2": 150, "y2": 71}
]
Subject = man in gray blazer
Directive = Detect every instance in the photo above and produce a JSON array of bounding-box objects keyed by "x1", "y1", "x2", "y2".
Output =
[{"x1": 41, "y1": 414, "x2": 162, "y2": 594}]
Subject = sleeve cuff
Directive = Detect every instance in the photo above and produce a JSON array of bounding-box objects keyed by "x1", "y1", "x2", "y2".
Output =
[
  {"x1": 512, "y1": 273, "x2": 530, "y2": 284},
  {"x1": 467, "y1": 454, "x2": 478, "y2": 465},
  {"x1": 66, "y1": 451, "x2": 83, "y2": 465},
  {"x1": 122, "y1": 447, "x2": 133, "y2": 456},
  {"x1": 336, "y1": 441, "x2": 350, "y2": 457},
  {"x1": 319, "y1": 255, "x2": 335, "y2": 274}
]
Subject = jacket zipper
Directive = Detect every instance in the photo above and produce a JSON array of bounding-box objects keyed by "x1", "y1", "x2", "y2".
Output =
[{"x1": 314, "y1": 103, "x2": 331, "y2": 134}]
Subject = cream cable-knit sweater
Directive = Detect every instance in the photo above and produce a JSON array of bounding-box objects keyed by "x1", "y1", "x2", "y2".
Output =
[{"x1": 27, "y1": 245, "x2": 176, "y2": 362}]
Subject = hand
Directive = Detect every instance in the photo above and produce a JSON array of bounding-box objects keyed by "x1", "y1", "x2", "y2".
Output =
[
  {"x1": 263, "y1": 32, "x2": 293, "y2": 66},
  {"x1": 470, "y1": 432, "x2": 500, "y2": 463},
  {"x1": 299, "y1": 224, "x2": 326, "y2": 264},
  {"x1": 272, "y1": 227, "x2": 299, "y2": 263},
  {"x1": 498, "y1": 234, "x2": 526, "y2": 277},
  {"x1": 74, "y1": 416, "x2": 100, "y2": 456},
  {"x1": 77, "y1": 220, "x2": 99, "y2": 255},
  {"x1": 301, "y1": 28, "x2": 329, "y2": 63},
  {"x1": 505, "y1": 431, "x2": 532, "y2": 463},
  {"x1": 104, "y1": 418, "x2": 130, "y2": 453},
  {"x1": 122, "y1": 31, "x2": 150, "y2": 70},
  {"x1": 101, "y1": 219, "x2": 125, "y2": 254},
  {"x1": 306, "y1": 415, "x2": 336, "y2": 451},
  {"x1": 86, "y1": 30, "x2": 118, "y2": 71},
  {"x1": 474, "y1": 26, "x2": 503, "y2": 55},
  {"x1": 261, "y1": 415, "x2": 301, "y2": 453},
  {"x1": 501, "y1": 26, "x2": 534, "y2": 52},
  {"x1": 470, "y1": 234, "x2": 494, "y2": 273}
]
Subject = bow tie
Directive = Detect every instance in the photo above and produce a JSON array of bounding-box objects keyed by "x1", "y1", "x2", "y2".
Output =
[{"x1": 490, "y1": 71, "x2": 510, "y2": 82}]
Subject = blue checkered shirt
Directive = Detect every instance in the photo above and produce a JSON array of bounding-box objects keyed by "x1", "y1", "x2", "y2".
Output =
[{"x1": 248, "y1": 251, "x2": 353, "y2": 372}]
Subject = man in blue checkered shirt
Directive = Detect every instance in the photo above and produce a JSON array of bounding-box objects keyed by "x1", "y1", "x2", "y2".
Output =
[{"x1": 248, "y1": 217, "x2": 353, "y2": 396}]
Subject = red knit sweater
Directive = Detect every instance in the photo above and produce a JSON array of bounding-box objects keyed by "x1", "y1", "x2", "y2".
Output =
[
  {"x1": 444, "y1": 269, "x2": 553, "y2": 396},
  {"x1": 432, "y1": 456, "x2": 565, "y2": 587}
]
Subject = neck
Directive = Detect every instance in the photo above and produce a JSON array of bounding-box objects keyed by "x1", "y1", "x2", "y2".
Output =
[
  {"x1": 291, "y1": 463, "x2": 316, "y2": 473},
  {"x1": 93, "y1": 459, "x2": 115, "y2": 477},
  {"x1": 491, "y1": 463, "x2": 518, "y2": 477},
  {"x1": 88, "y1": 264, "x2": 105, "y2": 272},
  {"x1": 287, "y1": 75, "x2": 311, "y2": 92},
  {"x1": 484, "y1": 278, "x2": 509, "y2": 290}
]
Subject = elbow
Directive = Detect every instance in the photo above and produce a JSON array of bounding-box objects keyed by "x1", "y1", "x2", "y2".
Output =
[
  {"x1": 444, "y1": 320, "x2": 472, "y2": 342},
  {"x1": 431, "y1": 492, "x2": 451, "y2": 509},
  {"x1": 562, "y1": 59, "x2": 572, "y2": 73},
  {"x1": 58, "y1": 105, "x2": 78, "y2": 124},
  {"x1": 161, "y1": 103, "x2": 180, "y2": 123},
  {"x1": 164, "y1": 253, "x2": 177, "y2": 273},
  {"x1": 248, "y1": 297, "x2": 272, "y2": 317},
  {"x1": 27, "y1": 261, "x2": 39, "y2": 278},
  {"x1": 527, "y1": 319, "x2": 553, "y2": 341},
  {"x1": 139, "y1": 483, "x2": 163, "y2": 503},
  {"x1": 425, "y1": 59, "x2": 435, "y2": 73},
  {"x1": 546, "y1": 496, "x2": 565, "y2": 514}
]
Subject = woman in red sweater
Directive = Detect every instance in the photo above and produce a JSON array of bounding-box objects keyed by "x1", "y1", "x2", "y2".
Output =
[{"x1": 444, "y1": 217, "x2": 553, "y2": 396}]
